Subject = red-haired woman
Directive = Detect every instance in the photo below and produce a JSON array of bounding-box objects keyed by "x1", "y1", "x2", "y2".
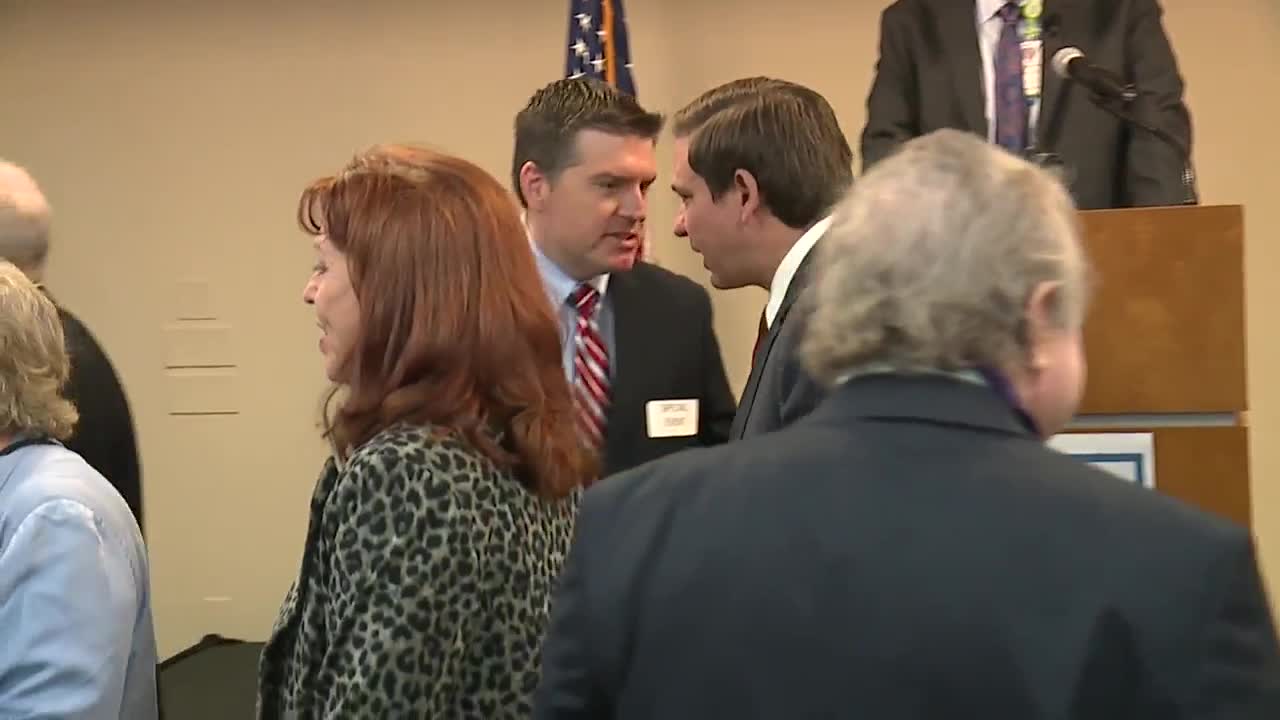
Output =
[{"x1": 257, "y1": 145, "x2": 595, "y2": 719}]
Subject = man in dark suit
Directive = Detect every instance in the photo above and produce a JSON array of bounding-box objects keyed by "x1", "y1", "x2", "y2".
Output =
[
  {"x1": 513, "y1": 78, "x2": 736, "y2": 477},
  {"x1": 51, "y1": 300, "x2": 144, "y2": 527},
  {"x1": 861, "y1": 0, "x2": 1195, "y2": 209},
  {"x1": 0, "y1": 160, "x2": 144, "y2": 531},
  {"x1": 534, "y1": 129, "x2": 1280, "y2": 719},
  {"x1": 670, "y1": 77, "x2": 853, "y2": 439}
]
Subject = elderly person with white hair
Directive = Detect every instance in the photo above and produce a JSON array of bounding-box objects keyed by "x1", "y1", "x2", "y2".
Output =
[
  {"x1": 0, "y1": 159, "x2": 144, "y2": 532},
  {"x1": 534, "y1": 128, "x2": 1280, "y2": 719},
  {"x1": 0, "y1": 261, "x2": 159, "y2": 719}
]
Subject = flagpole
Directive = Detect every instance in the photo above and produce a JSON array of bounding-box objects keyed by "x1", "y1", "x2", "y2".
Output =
[{"x1": 563, "y1": 0, "x2": 653, "y2": 264}]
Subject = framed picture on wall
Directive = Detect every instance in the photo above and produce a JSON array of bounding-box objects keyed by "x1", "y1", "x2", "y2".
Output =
[{"x1": 1047, "y1": 432, "x2": 1156, "y2": 489}]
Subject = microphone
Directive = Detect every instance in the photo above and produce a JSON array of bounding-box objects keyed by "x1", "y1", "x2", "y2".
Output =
[
  {"x1": 1051, "y1": 47, "x2": 1137, "y2": 103},
  {"x1": 1049, "y1": 46, "x2": 1197, "y2": 205}
]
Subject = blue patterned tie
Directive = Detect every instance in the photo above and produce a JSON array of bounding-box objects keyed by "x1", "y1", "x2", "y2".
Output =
[{"x1": 994, "y1": 2, "x2": 1027, "y2": 152}]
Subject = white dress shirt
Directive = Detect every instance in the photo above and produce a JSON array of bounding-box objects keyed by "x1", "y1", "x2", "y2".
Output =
[
  {"x1": 765, "y1": 216, "x2": 833, "y2": 328},
  {"x1": 976, "y1": 0, "x2": 1042, "y2": 146}
]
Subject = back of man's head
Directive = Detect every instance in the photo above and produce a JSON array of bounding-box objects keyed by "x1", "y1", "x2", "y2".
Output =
[
  {"x1": 673, "y1": 77, "x2": 854, "y2": 229},
  {"x1": 0, "y1": 161, "x2": 51, "y2": 283},
  {"x1": 801, "y1": 129, "x2": 1089, "y2": 387},
  {"x1": 512, "y1": 78, "x2": 664, "y2": 207}
]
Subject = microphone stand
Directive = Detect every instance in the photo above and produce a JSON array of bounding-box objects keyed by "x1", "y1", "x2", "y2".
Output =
[
  {"x1": 1023, "y1": 18, "x2": 1077, "y2": 184},
  {"x1": 1088, "y1": 91, "x2": 1199, "y2": 206},
  {"x1": 1023, "y1": 73, "x2": 1073, "y2": 182}
]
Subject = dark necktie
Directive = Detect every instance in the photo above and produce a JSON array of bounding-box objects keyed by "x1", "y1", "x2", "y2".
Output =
[
  {"x1": 994, "y1": 2, "x2": 1028, "y2": 153},
  {"x1": 751, "y1": 310, "x2": 768, "y2": 368}
]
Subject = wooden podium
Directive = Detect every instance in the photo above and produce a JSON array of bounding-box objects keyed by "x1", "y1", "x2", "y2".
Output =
[{"x1": 1063, "y1": 204, "x2": 1250, "y2": 526}]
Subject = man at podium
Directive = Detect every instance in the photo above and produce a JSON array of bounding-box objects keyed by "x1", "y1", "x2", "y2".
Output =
[{"x1": 860, "y1": 0, "x2": 1195, "y2": 210}]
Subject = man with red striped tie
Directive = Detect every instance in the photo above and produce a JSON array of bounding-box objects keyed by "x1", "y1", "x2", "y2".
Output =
[{"x1": 513, "y1": 78, "x2": 737, "y2": 479}]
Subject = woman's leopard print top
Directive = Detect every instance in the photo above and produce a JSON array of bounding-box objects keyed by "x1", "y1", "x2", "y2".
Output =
[{"x1": 257, "y1": 423, "x2": 578, "y2": 718}]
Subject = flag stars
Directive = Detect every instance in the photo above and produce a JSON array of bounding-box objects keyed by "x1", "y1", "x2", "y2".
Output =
[{"x1": 566, "y1": 2, "x2": 637, "y2": 97}]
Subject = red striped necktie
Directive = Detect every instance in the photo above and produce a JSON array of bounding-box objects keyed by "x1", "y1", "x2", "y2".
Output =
[{"x1": 570, "y1": 284, "x2": 611, "y2": 449}]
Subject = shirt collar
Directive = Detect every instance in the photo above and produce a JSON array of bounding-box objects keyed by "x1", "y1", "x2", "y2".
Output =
[
  {"x1": 528, "y1": 230, "x2": 609, "y2": 308},
  {"x1": 764, "y1": 215, "x2": 832, "y2": 327},
  {"x1": 836, "y1": 363, "x2": 986, "y2": 387}
]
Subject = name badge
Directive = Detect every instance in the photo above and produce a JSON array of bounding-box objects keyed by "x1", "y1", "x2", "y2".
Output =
[
  {"x1": 645, "y1": 399, "x2": 699, "y2": 438},
  {"x1": 1020, "y1": 39, "x2": 1044, "y2": 99}
]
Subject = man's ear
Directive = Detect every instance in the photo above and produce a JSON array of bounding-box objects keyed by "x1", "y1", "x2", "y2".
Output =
[
  {"x1": 1023, "y1": 280, "x2": 1063, "y2": 371},
  {"x1": 732, "y1": 169, "x2": 762, "y2": 223},
  {"x1": 519, "y1": 161, "x2": 552, "y2": 210}
]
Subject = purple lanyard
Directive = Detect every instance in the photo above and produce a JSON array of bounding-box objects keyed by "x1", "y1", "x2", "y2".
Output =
[{"x1": 975, "y1": 366, "x2": 1041, "y2": 437}]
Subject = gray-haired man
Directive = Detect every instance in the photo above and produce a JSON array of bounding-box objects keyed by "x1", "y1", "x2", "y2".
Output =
[{"x1": 536, "y1": 129, "x2": 1280, "y2": 719}]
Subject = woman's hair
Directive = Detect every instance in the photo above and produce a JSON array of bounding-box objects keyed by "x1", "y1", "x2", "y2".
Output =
[
  {"x1": 298, "y1": 144, "x2": 594, "y2": 497},
  {"x1": 0, "y1": 260, "x2": 77, "y2": 440}
]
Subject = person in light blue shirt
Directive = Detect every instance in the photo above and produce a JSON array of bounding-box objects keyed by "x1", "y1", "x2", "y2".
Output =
[{"x1": 0, "y1": 260, "x2": 158, "y2": 720}]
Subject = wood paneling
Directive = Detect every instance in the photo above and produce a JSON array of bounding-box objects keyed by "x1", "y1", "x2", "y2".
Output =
[
  {"x1": 1064, "y1": 426, "x2": 1251, "y2": 528},
  {"x1": 1077, "y1": 205, "x2": 1246, "y2": 414},
  {"x1": 1151, "y1": 425, "x2": 1251, "y2": 527}
]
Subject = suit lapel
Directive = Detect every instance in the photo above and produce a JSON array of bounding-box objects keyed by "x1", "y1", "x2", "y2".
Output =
[
  {"x1": 603, "y1": 270, "x2": 644, "y2": 463},
  {"x1": 931, "y1": 0, "x2": 986, "y2": 135},
  {"x1": 730, "y1": 314, "x2": 775, "y2": 440},
  {"x1": 729, "y1": 253, "x2": 817, "y2": 439}
]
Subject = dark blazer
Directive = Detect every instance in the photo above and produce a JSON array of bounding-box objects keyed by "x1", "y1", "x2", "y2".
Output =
[
  {"x1": 52, "y1": 298, "x2": 144, "y2": 532},
  {"x1": 601, "y1": 262, "x2": 735, "y2": 477},
  {"x1": 860, "y1": 0, "x2": 1194, "y2": 210},
  {"x1": 536, "y1": 374, "x2": 1280, "y2": 719},
  {"x1": 728, "y1": 252, "x2": 825, "y2": 439}
]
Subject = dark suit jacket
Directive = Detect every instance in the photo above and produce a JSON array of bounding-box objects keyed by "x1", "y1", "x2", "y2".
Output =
[
  {"x1": 728, "y1": 252, "x2": 825, "y2": 439},
  {"x1": 53, "y1": 300, "x2": 144, "y2": 532},
  {"x1": 600, "y1": 262, "x2": 736, "y2": 477},
  {"x1": 536, "y1": 374, "x2": 1280, "y2": 719},
  {"x1": 861, "y1": 0, "x2": 1194, "y2": 210}
]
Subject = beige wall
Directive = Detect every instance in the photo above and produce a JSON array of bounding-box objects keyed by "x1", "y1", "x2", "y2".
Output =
[{"x1": 2, "y1": 0, "x2": 1277, "y2": 658}]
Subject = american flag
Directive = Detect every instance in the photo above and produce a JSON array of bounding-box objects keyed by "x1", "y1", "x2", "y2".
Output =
[
  {"x1": 565, "y1": 0, "x2": 652, "y2": 261},
  {"x1": 565, "y1": 0, "x2": 636, "y2": 96}
]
